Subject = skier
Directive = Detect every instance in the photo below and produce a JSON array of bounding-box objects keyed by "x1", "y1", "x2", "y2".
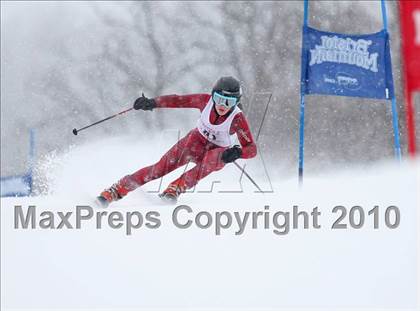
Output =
[{"x1": 96, "y1": 76, "x2": 257, "y2": 207}]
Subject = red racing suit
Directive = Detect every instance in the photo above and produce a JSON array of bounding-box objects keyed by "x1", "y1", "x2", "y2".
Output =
[{"x1": 118, "y1": 94, "x2": 257, "y2": 193}]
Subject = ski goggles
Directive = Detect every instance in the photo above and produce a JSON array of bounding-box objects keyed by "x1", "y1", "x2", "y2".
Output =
[{"x1": 212, "y1": 92, "x2": 238, "y2": 109}]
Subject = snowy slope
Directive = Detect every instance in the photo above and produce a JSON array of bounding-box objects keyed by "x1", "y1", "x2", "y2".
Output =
[{"x1": 1, "y1": 136, "x2": 419, "y2": 310}]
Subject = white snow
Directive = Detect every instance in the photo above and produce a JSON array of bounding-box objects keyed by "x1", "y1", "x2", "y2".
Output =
[{"x1": 1, "y1": 136, "x2": 419, "y2": 310}]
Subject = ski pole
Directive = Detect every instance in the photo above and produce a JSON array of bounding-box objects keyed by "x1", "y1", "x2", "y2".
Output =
[
  {"x1": 233, "y1": 161, "x2": 263, "y2": 192},
  {"x1": 72, "y1": 107, "x2": 134, "y2": 135}
]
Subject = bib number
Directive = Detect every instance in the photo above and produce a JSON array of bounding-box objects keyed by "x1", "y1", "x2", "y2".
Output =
[{"x1": 203, "y1": 129, "x2": 217, "y2": 141}]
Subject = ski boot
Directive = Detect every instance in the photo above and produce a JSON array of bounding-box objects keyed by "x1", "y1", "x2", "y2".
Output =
[
  {"x1": 96, "y1": 183, "x2": 129, "y2": 208},
  {"x1": 159, "y1": 179, "x2": 186, "y2": 204}
]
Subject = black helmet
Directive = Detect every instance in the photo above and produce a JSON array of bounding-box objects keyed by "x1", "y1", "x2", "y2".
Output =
[{"x1": 212, "y1": 76, "x2": 242, "y2": 104}]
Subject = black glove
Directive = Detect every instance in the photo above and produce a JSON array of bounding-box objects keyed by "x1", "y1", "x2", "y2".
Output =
[
  {"x1": 133, "y1": 93, "x2": 157, "y2": 111},
  {"x1": 221, "y1": 145, "x2": 242, "y2": 163}
]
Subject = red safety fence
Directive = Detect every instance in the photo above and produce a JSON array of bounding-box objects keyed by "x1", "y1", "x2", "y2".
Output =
[{"x1": 400, "y1": 0, "x2": 420, "y2": 157}]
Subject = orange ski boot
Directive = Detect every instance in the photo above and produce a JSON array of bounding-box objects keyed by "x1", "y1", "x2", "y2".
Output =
[
  {"x1": 159, "y1": 179, "x2": 187, "y2": 204},
  {"x1": 96, "y1": 182, "x2": 129, "y2": 208}
]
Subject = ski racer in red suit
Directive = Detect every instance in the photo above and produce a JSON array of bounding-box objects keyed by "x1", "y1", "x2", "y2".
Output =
[{"x1": 97, "y1": 76, "x2": 257, "y2": 207}]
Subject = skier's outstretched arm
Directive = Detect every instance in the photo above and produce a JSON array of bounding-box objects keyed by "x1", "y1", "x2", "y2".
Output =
[{"x1": 133, "y1": 93, "x2": 210, "y2": 111}]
